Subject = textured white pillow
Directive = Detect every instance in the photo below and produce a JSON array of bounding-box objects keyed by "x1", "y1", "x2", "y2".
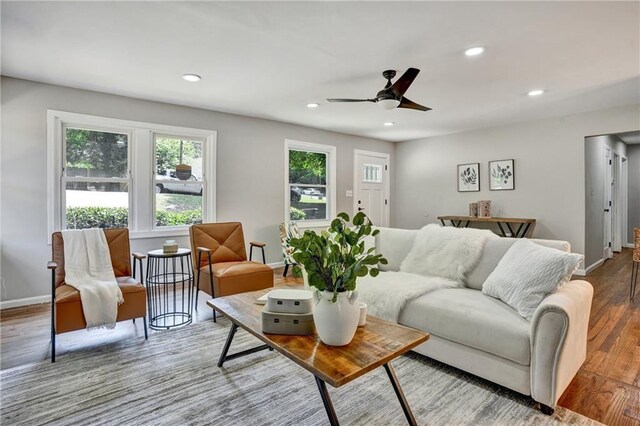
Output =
[
  {"x1": 399, "y1": 224, "x2": 498, "y2": 283},
  {"x1": 482, "y1": 239, "x2": 583, "y2": 320}
]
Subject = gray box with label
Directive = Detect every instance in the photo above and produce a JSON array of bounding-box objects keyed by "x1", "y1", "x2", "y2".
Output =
[{"x1": 261, "y1": 308, "x2": 314, "y2": 335}]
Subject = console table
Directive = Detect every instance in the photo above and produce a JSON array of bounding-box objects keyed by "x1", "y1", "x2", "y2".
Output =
[{"x1": 437, "y1": 216, "x2": 536, "y2": 238}]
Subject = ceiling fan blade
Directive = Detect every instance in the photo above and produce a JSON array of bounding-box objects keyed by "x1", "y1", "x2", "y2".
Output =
[
  {"x1": 398, "y1": 97, "x2": 432, "y2": 112},
  {"x1": 327, "y1": 98, "x2": 376, "y2": 103},
  {"x1": 390, "y1": 68, "x2": 420, "y2": 97}
]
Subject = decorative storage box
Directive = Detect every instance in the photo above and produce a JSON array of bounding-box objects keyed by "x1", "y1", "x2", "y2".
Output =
[
  {"x1": 261, "y1": 308, "x2": 314, "y2": 335},
  {"x1": 162, "y1": 240, "x2": 178, "y2": 254},
  {"x1": 266, "y1": 289, "x2": 313, "y2": 314}
]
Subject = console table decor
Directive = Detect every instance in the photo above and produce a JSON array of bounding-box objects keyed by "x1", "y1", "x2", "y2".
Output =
[
  {"x1": 437, "y1": 215, "x2": 536, "y2": 238},
  {"x1": 208, "y1": 288, "x2": 428, "y2": 426},
  {"x1": 145, "y1": 248, "x2": 194, "y2": 330}
]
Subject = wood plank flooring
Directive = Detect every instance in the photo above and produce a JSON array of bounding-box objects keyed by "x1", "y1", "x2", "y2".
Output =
[{"x1": 1, "y1": 252, "x2": 638, "y2": 425}]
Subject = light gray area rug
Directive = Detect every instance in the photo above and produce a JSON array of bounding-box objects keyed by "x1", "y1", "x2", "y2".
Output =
[{"x1": 1, "y1": 319, "x2": 600, "y2": 426}]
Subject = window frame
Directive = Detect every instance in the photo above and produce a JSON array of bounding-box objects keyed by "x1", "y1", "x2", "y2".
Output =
[
  {"x1": 47, "y1": 110, "x2": 217, "y2": 242},
  {"x1": 284, "y1": 139, "x2": 336, "y2": 228}
]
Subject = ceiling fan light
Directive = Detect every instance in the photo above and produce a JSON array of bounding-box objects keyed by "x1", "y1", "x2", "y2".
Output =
[{"x1": 378, "y1": 98, "x2": 401, "y2": 110}]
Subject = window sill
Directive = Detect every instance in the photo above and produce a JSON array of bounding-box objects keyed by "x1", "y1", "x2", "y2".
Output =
[
  {"x1": 129, "y1": 228, "x2": 190, "y2": 240},
  {"x1": 296, "y1": 220, "x2": 331, "y2": 229}
]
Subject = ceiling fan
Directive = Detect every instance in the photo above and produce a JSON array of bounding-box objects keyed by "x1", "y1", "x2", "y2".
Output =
[{"x1": 327, "y1": 68, "x2": 432, "y2": 112}]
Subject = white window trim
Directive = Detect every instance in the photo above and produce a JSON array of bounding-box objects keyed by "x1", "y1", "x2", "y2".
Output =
[
  {"x1": 47, "y1": 110, "x2": 217, "y2": 242},
  {"x1": 284, "y1": 139, "x2": 336, "y2": 228}
]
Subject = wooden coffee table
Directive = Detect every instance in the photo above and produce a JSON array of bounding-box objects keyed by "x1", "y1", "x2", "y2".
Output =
[{"x1": 207, "y1": 288, "x2": 429, "y2": 425}]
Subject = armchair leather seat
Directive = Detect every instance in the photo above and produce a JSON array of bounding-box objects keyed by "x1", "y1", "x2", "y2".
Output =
[{"x1": 197, "y1": 261, "x2": 274, "y2": 297}]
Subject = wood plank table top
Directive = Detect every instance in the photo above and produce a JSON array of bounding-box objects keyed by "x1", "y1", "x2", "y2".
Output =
[
  {"x1": 437, "y1": 215, "x2": 536, "y2": 224},
  {"x1": 207, "y1": 288, "x2": 428, "y2": 388}
]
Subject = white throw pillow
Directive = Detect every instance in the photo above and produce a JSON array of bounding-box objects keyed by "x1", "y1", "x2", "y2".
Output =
[
  {"x1": 482, "y1": 239, "x2": 583, "y2": 320},
  {"x1": 399, "y1": 224, "x2": 498, "y2": 283}
]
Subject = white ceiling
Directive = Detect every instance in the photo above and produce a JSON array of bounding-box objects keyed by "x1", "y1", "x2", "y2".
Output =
[{"x1": 2, "y1": 2, "x2": 639, "y2": 142}]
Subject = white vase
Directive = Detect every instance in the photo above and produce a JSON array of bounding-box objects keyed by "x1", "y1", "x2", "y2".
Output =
[{"x1": 312, "y1": 290, "x2": 360, "y2": 346}]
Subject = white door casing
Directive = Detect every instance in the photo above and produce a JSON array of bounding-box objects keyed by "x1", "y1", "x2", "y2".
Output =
[
  {"x1": 354, "y1": 150, "x2": 390, "y2": 227},
  {"x1": 603, "y1": 145, "x2": 613, "y2": 259}
]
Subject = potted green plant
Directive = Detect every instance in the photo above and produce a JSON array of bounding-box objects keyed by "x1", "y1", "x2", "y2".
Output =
[{"x1": 289, "y1": 212, "x2": 387, "y2": 346}]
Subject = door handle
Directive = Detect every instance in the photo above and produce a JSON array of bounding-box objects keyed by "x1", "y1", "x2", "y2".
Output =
[
  {"x1": 358, "y1": 207, "x2": 364, "y2": 211},
  {"x1": 604, "y1": 209, "x2": 610, "y2": 212}
]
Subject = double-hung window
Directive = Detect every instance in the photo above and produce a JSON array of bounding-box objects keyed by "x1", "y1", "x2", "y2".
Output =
[
  {"x1": 285, "y1": 139, "x2": 336, "y2": 226},
  {"x1": 48, "y1": 110, "x2": 216, "y2": 238}
]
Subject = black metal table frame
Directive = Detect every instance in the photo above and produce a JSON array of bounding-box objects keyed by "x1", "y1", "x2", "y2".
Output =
[
  {"x1": 217, "y1": 321, "x2": 418, "y2": 426},
  {"x1": 439, "y1": 218, "x2": 533, "y2": 238},
  {"x1": 145, "y1": 250, "x2": 194, "y2": 330}
]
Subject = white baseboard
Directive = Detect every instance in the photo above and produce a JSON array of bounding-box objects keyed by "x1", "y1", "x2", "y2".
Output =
[
  {"x1": 624, "y1": 243, "x2": 635, "y2": 249},
  {"x1": 0, "y1": 295, "x2": 49, "y2": 310},
  {"x1": 1, "y1": 263, "x2": 286, "y2": 310},
  {"x1": 574, "y1": 259, "x2": 605, "y2": 276}
]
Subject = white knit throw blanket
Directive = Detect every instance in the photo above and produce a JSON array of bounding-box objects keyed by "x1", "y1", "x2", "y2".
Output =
[
  {"x1": 357, "y1": 272, "x2": 461, "y2": 323},
  {"x1": 62, "y1": 229, "x2": 123, "y2": 330}
]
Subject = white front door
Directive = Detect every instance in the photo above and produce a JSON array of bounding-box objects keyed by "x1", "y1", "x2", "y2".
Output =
[
  {"x1": 604, "y1": 146, "x2": 613, "y2": 259},
  {"x1": 354, "y1": 150, "x2": 390, "y2": 227}
]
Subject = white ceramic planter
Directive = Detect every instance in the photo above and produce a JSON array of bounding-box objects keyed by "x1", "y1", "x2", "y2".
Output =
[{"x1": 313, "y1": 290, "x2": 360, "y2": 346}]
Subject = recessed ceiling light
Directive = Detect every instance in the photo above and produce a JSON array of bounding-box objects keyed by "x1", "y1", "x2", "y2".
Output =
[
  {"x1": 306, "y1": 103, "x2": 320, "y2": 108},
  {"x1": 383, "y1": 122, "x2": 395, "y2": 127},
  {"x1": 182, "y1": 73, "x2": 201, "y2": 82},
  {"x1": 527, "y1": 89, "x2": 545, "y2": 96},
  {"x1": 464, "y1": 47, "x2": 485, "y2": 57}
]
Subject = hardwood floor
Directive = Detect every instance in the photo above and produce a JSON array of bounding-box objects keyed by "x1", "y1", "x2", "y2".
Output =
[
  {"x1": 1, "y1": 254, "x2": 638, "y2": 425},
  {"x1": 558, "y1": 248, "x2": 640, "y2": 426}
]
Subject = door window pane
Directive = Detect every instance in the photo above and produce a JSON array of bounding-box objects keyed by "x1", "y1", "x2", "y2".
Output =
[
  {"x1": 362, "y1": 164, "x2": 382, "y2": 183},
  {"x1": 65, "y1": 181, "x2": 128, "y2": 229},
  {"x1": 65, "y1": 128, "x2": 128, "y2": 178}
]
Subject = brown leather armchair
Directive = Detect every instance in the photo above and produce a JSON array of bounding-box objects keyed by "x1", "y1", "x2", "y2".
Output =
[
  {"x1": 47, "y1": 228, "x2": 147, "y2": 362},
  {"x1": 189, "y1": 222, "x2": 274, "y2": 321}
]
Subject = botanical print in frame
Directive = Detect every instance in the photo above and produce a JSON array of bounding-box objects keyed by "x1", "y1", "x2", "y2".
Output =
[
  {"x1": 489, "y1": 159, "x2": 515, "y2": 190},
  {"x1": 457, "y1": 163, "x2": 480, "y2": 192}
]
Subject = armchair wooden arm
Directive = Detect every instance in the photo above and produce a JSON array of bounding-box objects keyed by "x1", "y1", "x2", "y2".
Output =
[
  {"x1": 249, "y1": 241, "x2": 267, "y2": 264},
  {"x1": 131, "y1": 253, "x2": 146, "y2": 283},
  {"x1": 47, "y1": 261, "x2": 58, "y2": 270}
]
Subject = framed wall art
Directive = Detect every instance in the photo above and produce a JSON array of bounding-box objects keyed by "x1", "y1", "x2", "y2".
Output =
[
  {"x1": 489, "y1": 159, "x2": 514, "y2": 190},
  {"x1": 457, "y1": 163, "x2": 480, "y2": 192}
]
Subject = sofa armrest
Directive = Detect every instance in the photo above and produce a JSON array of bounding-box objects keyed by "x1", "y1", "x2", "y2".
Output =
[{"x1": 530, "y1": 280, "x2": 593, "y2": 407}]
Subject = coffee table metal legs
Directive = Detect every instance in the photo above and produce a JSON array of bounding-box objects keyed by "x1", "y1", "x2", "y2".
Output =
[
  {"x1": 384, "y1": 363, "x2": 418, "y2": 425},
  {"x1": 217, "y1": 322, "x2": 417, "y2": 425},
  {"x1": 314, "y1": 376, "x2": 340, "y2": 426},
  {"x1": 314, "y1": 363, "x2": 417, "y2": 426},
  {"x1": 217, "y1": 323, "x2": 271, "y2": 367}
]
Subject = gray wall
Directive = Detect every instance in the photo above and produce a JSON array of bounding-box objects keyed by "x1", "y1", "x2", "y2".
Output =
[
  {"x1": 629, "y1": 144, "x2": 640, "y2": 245},
  {"x1": 584, "y1": 135, "x2": 627, "y2": 268},
  {"x1": 394, "y1": 104, "x2": 640, "y2": 271},
  {"x1": 0, "y1": 77, "x2": 394, "y2": 303}
]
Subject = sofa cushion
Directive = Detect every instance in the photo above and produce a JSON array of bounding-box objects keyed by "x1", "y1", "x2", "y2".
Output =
[
  {"x1": 482, "y1": 239, "x2": 583, "y2": 320},
  {"x1": 466, "y1": 238, "x2": 571, "y2": 290},
  {"x1": 398, "y1": 288, "x2": 531, "y2": 366},
  {"x1": 374, "y1": 227, "x2": 417, "y2": 271}
]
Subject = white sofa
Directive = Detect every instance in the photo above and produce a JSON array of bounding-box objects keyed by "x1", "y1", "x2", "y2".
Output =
[{"x1": 372, "y1": 227, "x2": 593, "y2": 414}]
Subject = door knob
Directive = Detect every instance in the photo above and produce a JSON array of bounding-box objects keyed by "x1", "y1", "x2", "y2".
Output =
[
  {"x1": 604, "y1": 209, "x2": 610, "y2": 212},
  {"x1": 358, "y1": 207, "x2": 364, "y2": 211}
]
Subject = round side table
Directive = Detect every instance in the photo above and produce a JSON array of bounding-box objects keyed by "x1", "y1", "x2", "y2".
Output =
[{"x1": 145, "y1": 248, "x2": 194, "y2": 330}]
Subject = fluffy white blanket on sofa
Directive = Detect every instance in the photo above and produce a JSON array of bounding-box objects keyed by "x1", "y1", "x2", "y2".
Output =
[
  {"x1": 357, "y1": 272, "x2": 460, "y2": 322},
  {"x1": 358, "y1": 224, "x2": 498, "y2": 322},
  {"x1": 400, "y1": 224, "x2": 499, "y2": 283}
]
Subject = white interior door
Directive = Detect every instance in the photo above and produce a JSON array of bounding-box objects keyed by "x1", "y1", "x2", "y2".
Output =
[
  {"x1": 354, "y1": 150, "x2": 389, "y2": 227},
  {"x1": 604, "y1": 146, "x2": 613, "y2": 259},
  {"x1": 613, "y1": 153, "x2": 621, "y2": 252}
]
